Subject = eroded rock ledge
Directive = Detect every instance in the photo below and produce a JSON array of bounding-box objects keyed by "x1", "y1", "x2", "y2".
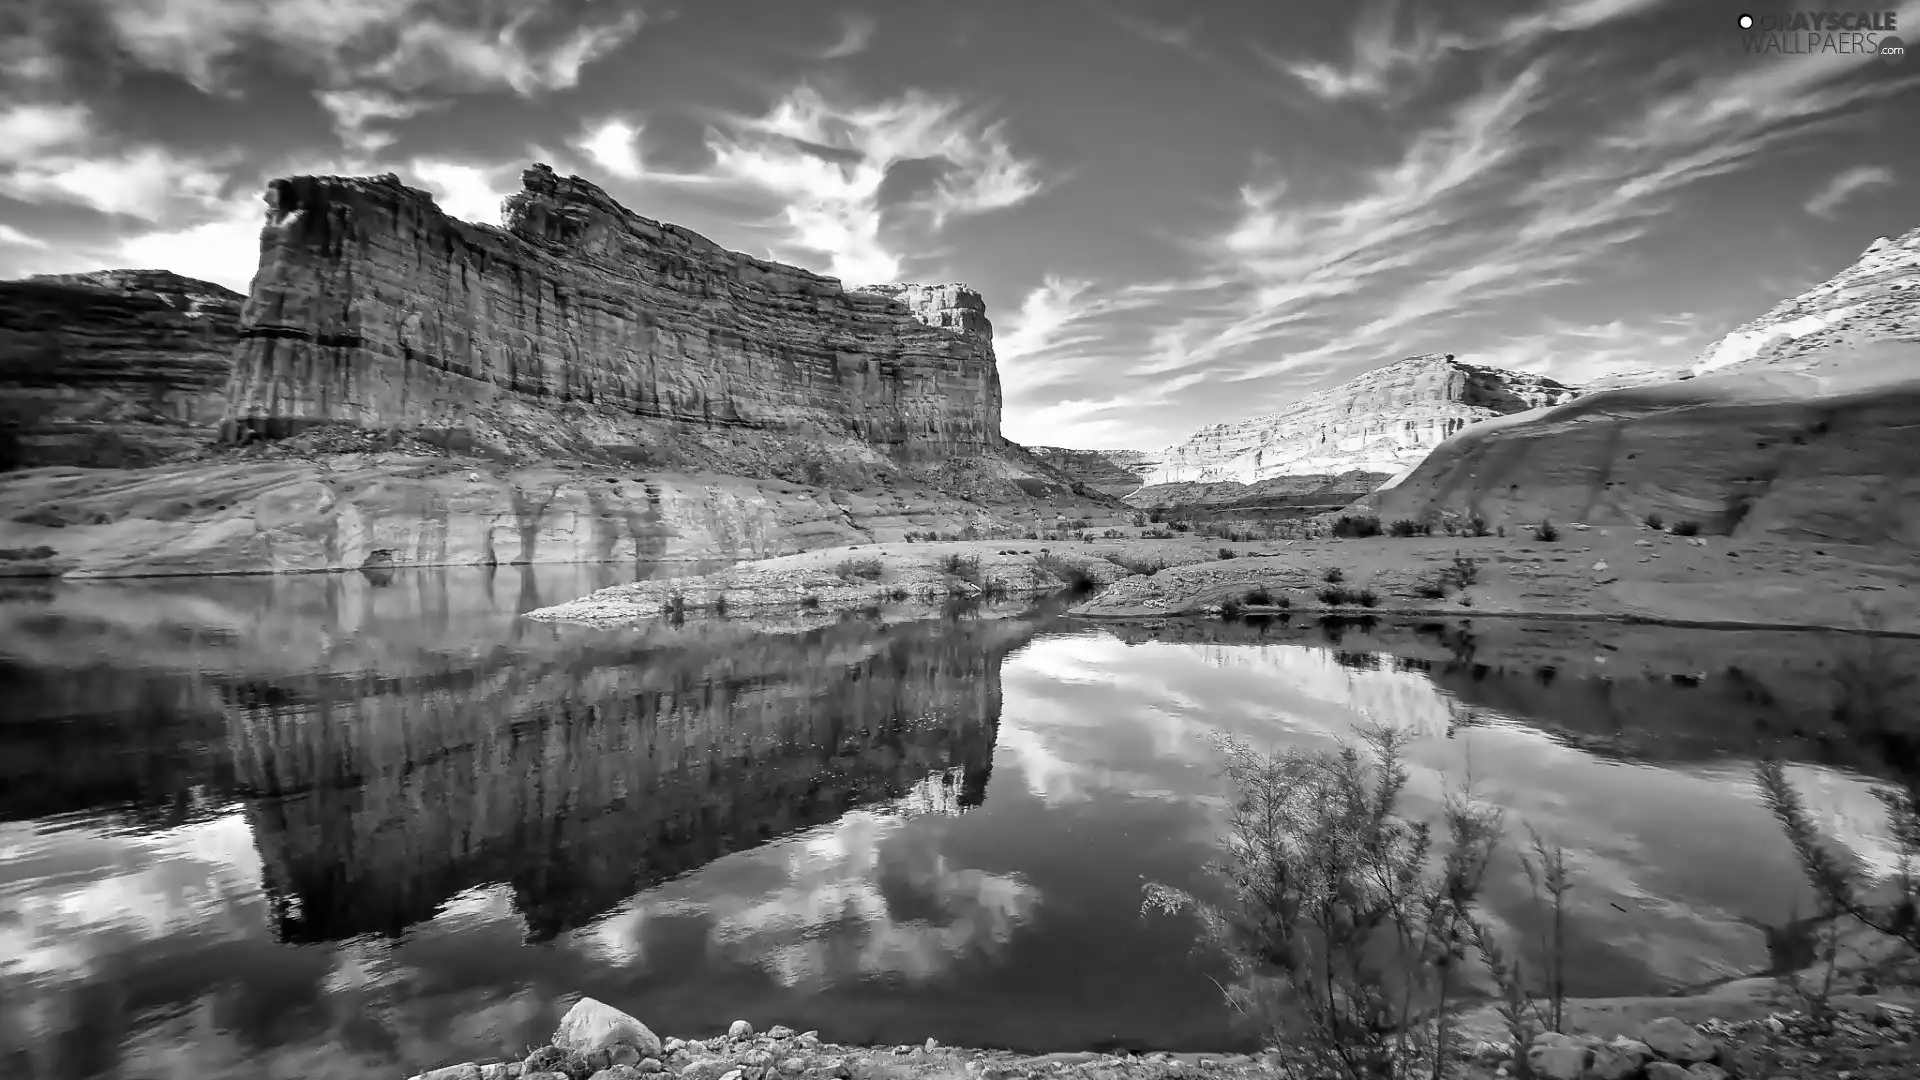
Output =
[{"x1": 226, "y1": 164, "x2": 1006, "y2": 467}]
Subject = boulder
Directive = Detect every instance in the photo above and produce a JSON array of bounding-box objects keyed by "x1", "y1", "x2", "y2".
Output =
[
  {"x1": 1525, "y1": 1041, "x2": 1590, "y2": 1080},
  {"x1": 729, "y1": 1020, "x2": 755, "y2": 1040},
  {"x1": 1637, "y1": 1017, "x2": 1715, "y2": 1063},
  {"x1": 555, "y1": 998, "x2": 665, "y2": 1060},
  {"x1": 1586, "y1": 1039, "x2": 1650, "y2": 1080}
]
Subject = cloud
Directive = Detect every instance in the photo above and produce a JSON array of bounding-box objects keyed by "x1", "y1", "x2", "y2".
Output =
[
  {"x1": 702, "y1": 85, "x2": 1044, "y2": 284},
  {"x1": 316, "y1": 88, "x2": 430, "y2": 154},
  {"x1": 817, "y1": 12, "x2": 877, "y2": 59},
  {"x1": 1804, "y1": 165, "x2": 1897, "y2": 219},
  {"x1": 87, "y1": 0, "x2": 644, "y2": 97},
  {"x1": 574, "y1": 117, "x2": 646, "y2": 181},
  {"x1": 0, "y1": 103, "x2": 91, "y2": 155},
  {"x1": 2, "y1": 144, "x2": 233, "y2": 223},
  {"x1": 0, "y1": 224, "x2": 50, "y2": 250},
  {"x1": 407, "y1": 159, "x2": 521, "y2": 224},
  {"x1": 115, "y1": 198, "x2": 265, "y2": 292}
]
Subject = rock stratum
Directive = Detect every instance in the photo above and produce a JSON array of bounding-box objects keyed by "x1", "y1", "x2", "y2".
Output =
[
  {"x1": 227, "y1": 165, "x2": 1004, "y2": 468},
  {"x1": 0, "y1": 165, "x2": 1116, "y2": 576},
  {"x1": 0, "y1": 270, "x2": 242, "y2": 469},
  {"x1": 1365, "y1": 229, "x2": 1920, "y2": 547},
  {"x1": 1026, "y1": 447, "x2": 1162, "y2": 499},
  {"x1": 1105, "y1": 354, "x2": 1579, "y2": 518}
]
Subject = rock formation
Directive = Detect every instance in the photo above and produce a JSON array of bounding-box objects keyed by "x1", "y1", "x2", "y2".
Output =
[
  {"x1": 1365, "y1": 228, "x2": 1920, "y2": 546},
  {"x1": 0, "y1": 166, "x2": 1120, "y2": 575},
  {"x1": 0, "y1": 270, "x2": 242, "y2": 469},
  {"x1": 225, "y1": 165, "x2": 1004, "y2": 469},
  {"x1": 1026, "y1": 447, "x2": 1162, "y2": 499},
  {"x1": 1125, "y1": 354, "x2": 1579, "y2": 518}
]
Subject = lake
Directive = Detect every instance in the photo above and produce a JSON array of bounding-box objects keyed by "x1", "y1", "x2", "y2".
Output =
[{"x1": 2, "y1": 566, "x2": 1913, "y2": 1080}]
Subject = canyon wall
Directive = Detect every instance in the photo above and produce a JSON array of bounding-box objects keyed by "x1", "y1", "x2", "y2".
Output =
[
  {"x1": 224, "y1": 165, "x2": 1004, "y2": 468},
  {"x1": 1366, "y1": 229, "x2": 1920, "y2": 546},
  {"x1": 1116, "y1": 354, "x2": 1579, "y2": 518},
  {"x1": 1026, "y1": 447, "x2": 1162, "y2": 499},
  {"x1": 0, "y1": 271, "x2": 241, "y2": 469}
]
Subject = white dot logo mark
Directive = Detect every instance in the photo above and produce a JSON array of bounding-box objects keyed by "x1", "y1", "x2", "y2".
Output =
[{"x1": 1739, "y1": 14, "x2": 1754, "y2": 28}]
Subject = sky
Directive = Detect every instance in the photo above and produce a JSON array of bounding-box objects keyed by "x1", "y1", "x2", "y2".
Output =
[{"x1": 1, "y1": 0, "x2": 1916, "y2": 449}]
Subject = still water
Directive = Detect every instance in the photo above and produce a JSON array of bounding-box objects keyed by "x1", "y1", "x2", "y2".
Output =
[{"x1": 1, "y1": 566, "x2": 1912, "y2": 1080}]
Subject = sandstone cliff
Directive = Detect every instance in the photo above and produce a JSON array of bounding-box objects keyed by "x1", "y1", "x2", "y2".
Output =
[
  {"x1": 1365, "y1": 229, "x2": 1920, "y2": 546},
  {"x1": 1026, "y1": 447, "x2": 1162, "y2": 499},
  {"x1": 0, "y1": 270, "x2": 242, "y2": 469},
  {"x1": 1122, "y1": 354, "x2": 1579, "y2": 518},
  {"x1": 226, "y1": 165, "x2": 1004, "y2": 472}
]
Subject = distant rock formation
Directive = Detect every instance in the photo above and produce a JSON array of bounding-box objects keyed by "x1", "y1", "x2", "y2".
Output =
[
  {"x1": 0, "y1": 270, "x2": 242, "y2": 469},
  {"x1": 1366, "y1": 228, "x2": 1920, "y2": 546},
  {"x1": 1026, "y1": 447, "x2": 1162, "y2": 498},
  {"x1": 1119, "y1": 354, "x2": 1580, "y2": 518},
  {"x1": 224, "y1": 164, "x2": 1005, "y2": 469}
]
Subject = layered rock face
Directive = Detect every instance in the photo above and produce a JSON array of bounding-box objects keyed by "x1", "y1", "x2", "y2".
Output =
[
  {"x1": 225, "y1": 165, "x2": 1004, "y2": 467},
  {"x1": 1367, "y1": 229, "x2": 1920, "y2": 546},
  {"x1": 0, "y1": 270, "x2": 242, "y2": 469},
  {"x1": 1145, "y1": 354, "x2": 1581, "y2": 487},
  {"x1": 1026, "y1": 447, "x2": 1162, "y2": 499}
]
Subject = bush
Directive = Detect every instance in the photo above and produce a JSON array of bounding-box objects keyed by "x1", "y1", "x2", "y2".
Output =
[
  {"x1": 1131, "y1": 512, "x2": 1149, "y2": 527},
  {"x1": 1644, "y1": 511, "x2": 1665, "y2": 531},
  {"x1": 1388, "y1": 518, "x2": 1431, "y2": 538},
  {"x1": 1446, "y1": 553, "x2": 1481, "y2": 588},
  {"x1": 937, "y1": 553, "x2": 983, "y2": 583},
  {"x1": 1142, "y1": 727, "x2": 1505, "y2": 1079},
  {"x1": 1321, "y1": 566, "x2": 1346, "y2": 584},
  {"x1": 1530, "y1": 519, "x2": 1559, "y2": 542},
  {"x1": 799, "y1": 593, "x2": 821, "y2": 609},
  {"x1": 1466, "y1": 513, "x2": 1491, "y2": 537},
  {"x1": 1170, "y1": 520, "x2": 1194, "y2": 533},
  {"x1": 1317, "y1": 584, "x2": 1357, "y2": 605},
  {"x1": 1218, "y1": 597, "x2": 1244, "y2": 620},
  {"x1": 713, "y1": 594, "x2": 729, "y2": 616},
  {"x1": 1331, "y1": 515, "x2": 1383, "y2": 538},
  {"x1": 1148, "y1": 508, "x2": 1167, "y2": 523},
  {"x1": 836, "y1": 556, "x2": 886, "y2": 581},
  {"x1": 1218, "y1": 547, "x2": 1237, "y2": 559},
  {"x1": 1672, "y1": 520, "x2": 1701, "y2": 536},
  {"x1": 1109, "y1": 553, "x2": 1170, "y2": 576},
  {"x1": 1104, "y1": 528, "x2": 1126, "y2": 539},
  {"x1": 1035, "y1": 553, "x2": 1098, "y2": 593},
  {"x1": 1355, "y1": 587, "x2": 1378, "y2": 607},
  {"x1": 1140, "y1": 528, "x2": 1176, "y2": 540},
  {"x1": 1243, "y1": 587, "x2": 1274, "y2": 606}
]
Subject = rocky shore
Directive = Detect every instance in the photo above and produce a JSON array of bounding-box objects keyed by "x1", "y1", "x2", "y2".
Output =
[
  {"x1": 407, "y1": 993, "x2": 1920, "y2": 1080},
  {"x1": 522, "y1": 530, "x2": 1919, "y2": 636}
]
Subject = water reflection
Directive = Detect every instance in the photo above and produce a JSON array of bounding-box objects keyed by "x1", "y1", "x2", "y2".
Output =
[{"x1": 1, "y1": 574, "x2": 1914, "y2": 1080}]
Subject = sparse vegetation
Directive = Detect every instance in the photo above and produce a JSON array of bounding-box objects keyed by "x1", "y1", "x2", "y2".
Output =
[
  {"x1": 712, "y1": 594, "x2": 728, "y2": 616},
  {"x1": 1217, "y1": 597, "x2": 1244, "y2": 620},
  {"x1": 937, "y1": 553, "x2": 984, "y2": 583},
  {"x1": 1170, "y1": 520, "x2": 1194, "y2": 533},
  {"x1": 1143, "y1": 726, "x2": 1506, "y2": 1080},
  {"x1": 1243, "y1": 587, "x2": 1275, "y2": 606},
  {"x1": 1218, "y1": 546, "x2": 1237, "y2": 559},
  {"x1": 1529, "y1": 519, "x2": 1559, "y2": 542},
  {"x1": 836, "y1": 556, "x2": 886, "y2": 581},
  {"x1": 1109, "y1": 553, "x2": 1170, "y2": 576},
  {"x1": 1446, "y1": 553, "x2": 1480, "y2": 588},
  {"x1": 1317, "y1": 584, "x2": 1377, "y2": 607},
  {"x1": 799, "y1": 593, "x2": 821, "y2": 609},
  {"x1": 1332, "y1": 514, "x2": 1384, "y2": 538},
  {"x1": 1466, "y1": 513, "x2": 1491, "y2": 537},
  {"x1": 1388, "y1": 518, "x2": 1433, "y2": 538},
  {"x1": 1645, "y1": 511, "x2": 1665, "y2": 531},
  {"x1": 1321, "y1": 566, "x2": 1346, "y2": 584},
  {"x1": 1672, "y1": 519, "x2": 1702, "y2": 536}
]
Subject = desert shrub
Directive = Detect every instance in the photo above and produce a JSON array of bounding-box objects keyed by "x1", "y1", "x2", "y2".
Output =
[
  {"x1": 1218, "y1": 597, "x2": 1244, "y2": 620},
  {"x1": 937, "y1": 553, "x2": 983, "y2": 583},
  {"x1": 1109, "y1": 553, "x2": 1170, "y2": 576},
  {"x1": 1355, "y1": 587, "x2": 1379, "y2": 607},
  {"x1": 1170, "y1": 520, "x2": 1194, "y2": 533},
  {"x1": 1141, "y1": 528, "x2": 1176, "y2": 539},
  {"x1": 664, "y1": 592, "x2": 687, "y2": 622},
  {"x1": 1412, "y1": 577, "x2": 1451, "y2": 600},
  {"x1": 1132, "y1": 512, "x2": 1149, "y2": 527},
  {"x1": 1672, "y1": 520, "x2": 1701, "y2": 536},
  {"x1": 1035, "y1": 553, "x2": 1098, "y2": 593},
  {"x1": 1466, "y1": 513, "x2": 1491, "y2": 537},
  {"x1": 799, "y1": 593, "x2": 821, "y2": 609},
  {"x1": 1244, "y1": 587, "x2": 1274, "y2": 606},
  {"x1": 1529, "y1": 519, "x2": 1559, "y2": 543},
  {"x1": 1446, "y1": 553, "x2": 1481, "y2": 588},
  {"x1": 1332, "y1": 514, "x2": 1384, "y2": 538},
  {"x1": 1644, "y1": 511, "x2": 1665, "y2": 531},
  {"x1": 1218, "y1": 547, "x2": 1237, "y2": 560},
  {"x1": 1065, "y1": 518, "x2": 1092, "y2": 530},
  {"x1": 1143, "y1": 726, "x2": 1505, "y2": 1079},
  {"x1": 1317, "y1": 584, "x2": 1357, "y2": 605},
  {"x1": 1388, "y1": 518, "x2": 1431, "y2": 538},
  {"x1": 887, "y1": 587, "x2": 910, "y2": 601},
  {"x1": 836, "y1": 556, "x2": 886, "y2": 581},
  {"x1": 1321, "y1": 566, "x2": 1346, "y2": 584},
  {"x1": 1104, "y1": 528, "x2": 1126, "y2": 539},
  {"x1": 1149, "y1": 508, "x2": 1167, "y2": 523},
  {"x1": 713, "y1": 594, "x2": 729, "y2": 616}
]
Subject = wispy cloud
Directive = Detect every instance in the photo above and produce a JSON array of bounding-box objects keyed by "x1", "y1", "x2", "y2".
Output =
[
  {"x1": 702, "y1": 86, "x2": 1045, "y2": 284},
  {"x1": 0, "y1": 224, "x2": 50, "y2": 250},
  {"x1": 817, "y1": 12, "x2": 877, "y2": 59},
  {"x1": 85, "y1": 0, "x2": 644, "y2": 96},
  {"x1": 407, "y1": 159, "x2": 522, "y2": 225},
  {"x1": 1804, "y1": 165, "x2": 1897, "y2": 219},
  {"x1": 315, "y1": 88, "x2": 432, "y2": 154},
  {"x1": 0, "y1": 103, "x2": 233, "y2": 223},
  {"x1": 574, "y1": 117, "x2": 646, "y2": 181}
]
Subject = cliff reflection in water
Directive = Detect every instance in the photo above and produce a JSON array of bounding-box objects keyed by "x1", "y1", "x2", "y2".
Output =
[{"x1": 229, "y1": 606, "x2": 1021, "y2": 945}]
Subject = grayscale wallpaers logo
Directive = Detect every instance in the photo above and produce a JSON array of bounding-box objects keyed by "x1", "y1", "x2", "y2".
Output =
[{"x1": 1738, "y1": 11, "x2": 1904, "y2": 62}]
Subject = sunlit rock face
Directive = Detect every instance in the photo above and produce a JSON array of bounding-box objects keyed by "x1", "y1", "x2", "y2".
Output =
[
  {"x1": 222, "y1": 165, "x2": 1005, "y2": 464},
  {"x1": 0, "y1": 271, "x2": 242, "y2": 469},
  {"x1": 1366, "y1": 228, "x2": 1920, "y2": 545},
  {"x1": 227, "y1": 615, "x2": 1030, "y2": 943},
  {"x1": 1025, "y1": 448, "x2": 1163, "y2": 499}
]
